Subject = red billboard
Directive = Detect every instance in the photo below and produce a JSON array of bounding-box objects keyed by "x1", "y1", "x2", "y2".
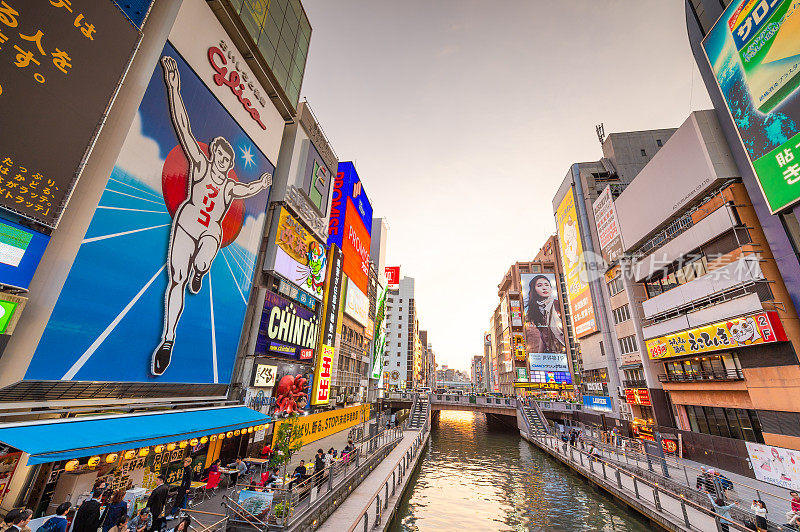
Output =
[
  {"x1": 385, "y1": 266, "x2": 400, "y2": 289},
  {"x1": 342, "y1": 198, "x2": 370, "y2": 294}
]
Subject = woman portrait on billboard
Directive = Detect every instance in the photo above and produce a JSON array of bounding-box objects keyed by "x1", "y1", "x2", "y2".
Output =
[{"x1": 525, "y1": 274, "x2": 565, "y2": 354}]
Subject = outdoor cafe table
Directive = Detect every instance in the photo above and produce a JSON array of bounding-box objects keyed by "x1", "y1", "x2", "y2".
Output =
[{"x1": 244, "y1": 457, "x2": 269, "y2": 476}]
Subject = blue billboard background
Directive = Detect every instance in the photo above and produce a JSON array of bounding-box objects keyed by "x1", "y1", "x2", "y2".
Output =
[
  {"x1": 582, "y1": 395, "x2": 613, "y2": 413},
  {"x1": 327, "y1": 161, "x2": 372, "y2": 248},
  {"x1": 26, "y1": 42, "x2": 272, "y2": 384}
]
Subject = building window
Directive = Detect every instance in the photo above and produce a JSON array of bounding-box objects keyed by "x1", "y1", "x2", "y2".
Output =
[
  {"x1": 612, "y1": 304, "x2": 631, "y2": 324},
  {"x1": 618, "y1": 335, "x2": 638, "y2": 355},
  {"x1": 607, "y1": 276, "x2": 624, "y2": 296},
  {"x1": 641, "y1": 149, "x2": 647, "y2": 156},
  {"x1": 656, "y1": 139, "x2": 663, "y2": 147},
  {"x1": 684, "y1": 405, "x2": 764, "y2": 443}
]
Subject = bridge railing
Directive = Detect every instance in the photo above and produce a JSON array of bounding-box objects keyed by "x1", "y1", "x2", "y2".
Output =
[{"x1": 428, "y1": 394, "x2": 515, "y2": 408}]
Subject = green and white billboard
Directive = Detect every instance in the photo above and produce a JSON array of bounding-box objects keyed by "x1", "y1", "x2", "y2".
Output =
[
  {"x1": 370, "y1": 284, "x2": 388, "y2": 379},
  {"x1": 704, "y1": 0, "x2": 800, "y2": 213}
]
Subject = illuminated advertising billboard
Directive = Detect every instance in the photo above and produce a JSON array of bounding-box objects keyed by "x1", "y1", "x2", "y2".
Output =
[
  {"x1": 521, "y1": 272, "x2": 566, "y2": 354},
  {"x1": 24, "y1": 0, "x2": 285, "y2": 384},
  {"x1": 0, "y1": 217, "x2": 50, "y2": 290},
  {"x1": 704, "y1": 0, "x2": 800, "y2": 212},
  {"x1": 328, "y1": 161, "x2": 372, "y2": 248},
  {"x1": 301, "y1": 141, "x2": 332, "y2": 214},
  {"x1": 311, "y1": 245, "x2": 343, "y2": 406},
  {"x1": 269, "y1": 206, "x2": 327, "y2": 300},
  {"x1": 528, "y1": 369, "x2": 572, "y2": 386},
  {"x1": 371, "y1": 283, "x2": 388, "y2": 379},
  {"x1": 646, "y1": 311, "x2": 787, "y2": 360},
  {"x1": 341, "y1": 199, "x2": 371, "y2": 294},
  {"x1": 385, "y1": 266, "x2": 400, "y2": 289},
  {"x1": 592, "y1": 185, "x2": 624, "y2": 263},
  {"x1": 509, "y1": 297, "x2": 523, "y2": 328},
  {"x1": 528, "y1": 352, "x2": 569, "y2": 372},
  {"x1": 255, "y1": 291, "x2": 318, "y2": 361},
  {"x1": 556, "y1": 190, "x2": 597, "y2": 338},
  {"x1": 583, "y1": 395, "x2": 613, "y2": 412},
  {"x1": 0, "y1": 1, "x2": 139, "y2": 227},
  {"x1": 344, "y1": 277, "x2": 369, "y2": 326}
]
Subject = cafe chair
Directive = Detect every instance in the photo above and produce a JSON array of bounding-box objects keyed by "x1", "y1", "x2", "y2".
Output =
[{"x1": 199, "y1": 471, "x2": 221, "y2": 502}]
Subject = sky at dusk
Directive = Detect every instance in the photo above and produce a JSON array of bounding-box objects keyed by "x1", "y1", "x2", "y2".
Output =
[{"x1": 300, "y1": 1, "x2": 713, "y2": 371}]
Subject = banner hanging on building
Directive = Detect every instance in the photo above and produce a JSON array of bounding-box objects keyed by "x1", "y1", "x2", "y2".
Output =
[
  {"x1": 703, "y1": 0, "x2": 800, "y2": 213},
  {"x1": 746, "y1": 441, "x2": 800, "y2": 491},
  {"x1": 556, "y1": 191, "x2": 597, "y2": 338},
  {"x1": 0, "y1": 2, "x2": 140, "y2": 227}
]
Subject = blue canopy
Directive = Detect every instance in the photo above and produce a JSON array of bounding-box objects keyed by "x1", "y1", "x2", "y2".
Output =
[{"x1": 0, "y1": 406, "x2": 271, "y2": 464}]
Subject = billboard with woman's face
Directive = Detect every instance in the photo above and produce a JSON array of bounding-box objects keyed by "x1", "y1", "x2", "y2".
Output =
[{"x1": 521, "y1": 273, "x2": 566, "y2": 356}]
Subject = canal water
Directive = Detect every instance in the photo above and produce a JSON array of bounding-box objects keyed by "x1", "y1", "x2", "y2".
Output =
[{"x1": 389, "y1": 410, "x2": 650, "y2": 531}]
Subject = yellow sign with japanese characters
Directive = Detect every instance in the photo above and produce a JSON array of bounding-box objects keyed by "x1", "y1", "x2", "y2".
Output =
[
  {"x1": 271, "y1": 403, "x2": 370, "y2": 448},
  {"x1": 646, "y1": 311, "x2": 787, "y2": 360}
]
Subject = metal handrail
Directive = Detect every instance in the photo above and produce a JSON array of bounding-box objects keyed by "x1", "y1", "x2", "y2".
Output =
[
  {"x1": 346, "y1": 420, "x2": 431, "y2": 532},
  {"x1": 282, "y1": 425, "x2": 406, "y2": 528},
  {"x1": 568, "y1": 428, "x2": 794, "y2": 526},
  {"x1": 658, "y1": 369, "x2": 744, "y2": 383},
  {"x1": 538, "y1": 434, "x2": 753, "y2": 531}
]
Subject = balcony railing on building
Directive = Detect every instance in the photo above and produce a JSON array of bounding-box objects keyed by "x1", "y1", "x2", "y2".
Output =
[
  {"x1": 658, "y1": 369, "x2": 744, "y2": 383},
  {"x1": 622, "y1": 379, "x2": 647, "y2": 388}
]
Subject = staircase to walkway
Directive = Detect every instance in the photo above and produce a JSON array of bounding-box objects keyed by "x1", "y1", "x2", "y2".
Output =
[
  {"x1": 407, "y1": 394, "x2": 429, "y2": 430},
  {"x1": 518, "y1": 399, "x2": 550, "y2": 435}
]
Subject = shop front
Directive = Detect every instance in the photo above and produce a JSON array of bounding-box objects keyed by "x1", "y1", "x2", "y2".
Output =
[{"x1": 0, "y1": 407, "x2": 270, "y2": 517}]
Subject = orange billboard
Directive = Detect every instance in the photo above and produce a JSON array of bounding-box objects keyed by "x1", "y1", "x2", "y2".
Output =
[{"x1": 341, "y1": 198, "x2": 371, "y2": 294}]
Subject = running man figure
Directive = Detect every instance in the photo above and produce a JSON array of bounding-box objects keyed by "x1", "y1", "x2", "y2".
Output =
[{"x1": 152, "y1": 56, "x2": 271, "y2": 376}]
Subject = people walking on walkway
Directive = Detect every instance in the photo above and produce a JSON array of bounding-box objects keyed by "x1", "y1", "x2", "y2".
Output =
[
  {"x1": 750, "y1": 499, "x2": 767, "y2": 531},
  {"x1": 73, "y1": 488, "x2": 103, "y2": 532},
  {"x1": 101, "y1": 490, "x2": 128, "y2": 532},
  {"x1": 787, "y1": 490, "x2": 800, "y2": 527},
  {"x1": 708, "y1": 494, "x2": 736, "y2": 532},
  {"x1": 38, "y1": 502, "x2": 71, "y2": 532},
  {"x1": 314, "y1": 449, "x2": 326, "y2": 487},
  {"x1": 146, "y1": 475, "x2": 169, "y2": 532},
  {"x1": 169, "y1": 457, "x2": 193, "y2": 517}
]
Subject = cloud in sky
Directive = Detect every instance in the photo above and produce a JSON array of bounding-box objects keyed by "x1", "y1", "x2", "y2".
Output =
[
  {"x1": 300, "y1": 0, "x2": 712, "y2": 371},
  {"x1": 115, "y1": 111, "x2": 166, "y2": 194}
]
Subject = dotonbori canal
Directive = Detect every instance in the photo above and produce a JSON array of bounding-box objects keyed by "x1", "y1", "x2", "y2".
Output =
[{"x1": 390, "y1": 411, "x2": 651, "y2": 531}]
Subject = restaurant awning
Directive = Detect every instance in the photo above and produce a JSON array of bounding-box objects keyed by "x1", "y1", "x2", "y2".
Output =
[{"x1": 0, "y1": 406, "x2": 271, "y2": 464}]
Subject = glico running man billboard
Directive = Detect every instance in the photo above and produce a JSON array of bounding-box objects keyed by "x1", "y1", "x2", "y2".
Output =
[
  {"x1": 556, "y1": 190, "x2": 597, "y2": 338},
  {"x1": 704, "y1": 0, "x2": 800, "y2": 213},
  {"x1": 25, "y1": 0, "x2": 284, "y2": 384}
]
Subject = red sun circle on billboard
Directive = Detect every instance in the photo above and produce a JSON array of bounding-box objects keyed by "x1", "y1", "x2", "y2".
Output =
[{"x1": 161, "y1": 143, "x2": 244, "y2": 247}]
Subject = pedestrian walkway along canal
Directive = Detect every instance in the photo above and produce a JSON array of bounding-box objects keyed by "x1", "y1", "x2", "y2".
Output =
[{"x1": 389, "y1": 410, "x2": 650, "y2": 531}]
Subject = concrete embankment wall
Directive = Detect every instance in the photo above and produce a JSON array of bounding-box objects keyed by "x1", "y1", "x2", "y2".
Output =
[{"x1": 520, "y1": 432, "x2": 720, "y2": 532}]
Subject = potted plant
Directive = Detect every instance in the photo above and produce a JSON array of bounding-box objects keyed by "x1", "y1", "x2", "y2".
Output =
[{"x1": 273, "y1": 502, "x2": 287, "y2": 526}]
